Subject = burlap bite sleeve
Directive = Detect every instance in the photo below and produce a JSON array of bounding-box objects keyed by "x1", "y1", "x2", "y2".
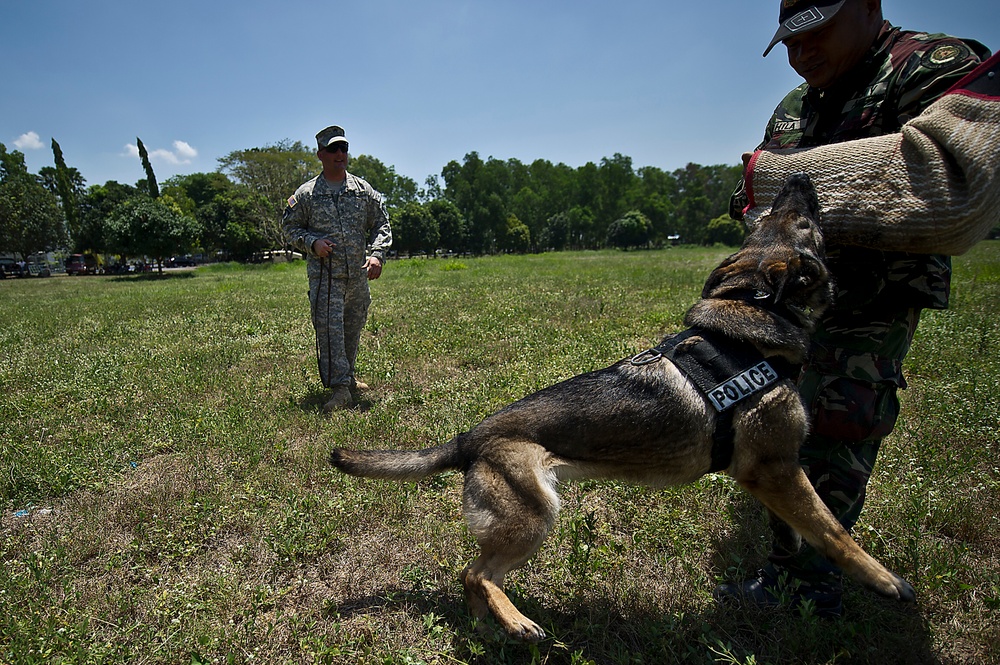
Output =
[{"x1": 744, "y1": 91, "x2": 1000, "y2": 256}]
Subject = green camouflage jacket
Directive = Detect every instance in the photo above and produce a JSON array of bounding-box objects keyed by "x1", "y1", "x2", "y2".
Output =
[
  {"x1": 282, "y1": 172, "x2": 393, "y2": 281},
  {"x1": 730, "y1": 23, "x2": 989, "y2": 386},
  {"x1": 732, "y1": 22, "x2": 988, "y2": 314}
]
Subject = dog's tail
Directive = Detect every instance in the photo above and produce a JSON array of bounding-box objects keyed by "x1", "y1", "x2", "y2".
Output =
[{"x1": 330, "y1": 436, "x2": 465, "y2": 481}]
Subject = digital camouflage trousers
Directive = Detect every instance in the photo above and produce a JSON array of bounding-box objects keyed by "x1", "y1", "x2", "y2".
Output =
[{"x1": 309, "y1": 268, "x2": 371, "y2": 390}]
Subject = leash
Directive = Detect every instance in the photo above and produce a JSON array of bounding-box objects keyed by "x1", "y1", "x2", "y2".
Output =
[{"x1": 314, "y1": 252, "x2": 335, "y2": 388}]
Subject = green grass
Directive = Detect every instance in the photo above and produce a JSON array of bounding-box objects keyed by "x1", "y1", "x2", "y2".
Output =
[{"x1": 1, "y1": 244, "x2": 998, "y2": 664}]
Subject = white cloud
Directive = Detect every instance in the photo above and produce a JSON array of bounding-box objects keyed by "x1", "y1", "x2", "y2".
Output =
[
  {"x1": 14, "y1": 131, "x2": 44, "y2": 150},
  {"x1": 124, "y1": 140, "x2": 198, "y2": 165},
  {"x1": 173, "y1": 140, "x2": 197, "y2": 160}
]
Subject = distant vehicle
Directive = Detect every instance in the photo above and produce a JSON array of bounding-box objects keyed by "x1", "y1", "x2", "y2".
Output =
[
  {"x1": 105, "y1": 263, "x2": 135, "y2": 275},
  {"x1": 0, "y1": 258, "x2": 22, "y2": 278},
  {"x1": 251, "y1": 249, "x2": 304, "y2": 263},
  {"x1": 65, "y1": 255, "x2": 87, "y2": 275},
  {"x1": 0, "y1": 258, "x2": 52, "y2": 278},
  {"x1": 27, "y1": 262, "x2": 51, "y2": 277},
  {"x1": 65, "y1": 254, "x2": 92, "y2": 276}
]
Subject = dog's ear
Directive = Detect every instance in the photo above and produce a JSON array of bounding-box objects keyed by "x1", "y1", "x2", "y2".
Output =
[
  {"x1": 701, "y1": 254, "x2": 741, "y2": 298},
  {"x1": 762, "y1": 259, "x2": 792, "y2": 303},
  {"x1": 765, "y1": 252, "x2": 830, "y2": 305}
]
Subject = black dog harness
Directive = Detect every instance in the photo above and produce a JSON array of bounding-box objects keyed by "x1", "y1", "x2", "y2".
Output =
[{"x1": 630, "y1": 328, "x2": 798, "y2": 472}]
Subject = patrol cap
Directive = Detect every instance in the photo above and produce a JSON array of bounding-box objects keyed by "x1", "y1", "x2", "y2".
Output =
[
  {"x1": 763, "y1": 0, "x2": 848, "y2": 57},
  {"x1": 316, "y1": 125, "x2": 348, "y2": 150}
]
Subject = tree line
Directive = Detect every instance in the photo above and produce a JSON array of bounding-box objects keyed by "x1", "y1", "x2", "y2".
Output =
[{"x1": 1, "y1": 138, "x2": 748, "y2": 268}]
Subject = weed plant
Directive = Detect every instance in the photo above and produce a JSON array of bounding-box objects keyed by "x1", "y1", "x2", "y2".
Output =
[{"x1": 1, "y1": 245, "x2": 997, "y2": 664}]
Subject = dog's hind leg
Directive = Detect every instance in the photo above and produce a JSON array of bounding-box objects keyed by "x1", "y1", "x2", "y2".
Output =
[
  {"x1": 461, "y1": 553, "x2": 547, "y2": 642},
  {"x1": 459, "y1": 443, "x2": 560, "y2": 642},
  {"x1": 734, "y1": 459, "x2": 916, "y2": 603}
]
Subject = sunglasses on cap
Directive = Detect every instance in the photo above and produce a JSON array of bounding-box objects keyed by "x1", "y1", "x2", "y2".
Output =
[{"x1": 324, "y1": 142, "x2": 349, "y2": 153}]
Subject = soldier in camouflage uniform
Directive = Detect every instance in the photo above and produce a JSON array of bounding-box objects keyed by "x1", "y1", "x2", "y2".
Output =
[
  {"x1": 282, "y1": 125, "x2": 393, "y2": 412},
  {"x1": 718, "y1": 0, "x2": 990, "y2": 616}
]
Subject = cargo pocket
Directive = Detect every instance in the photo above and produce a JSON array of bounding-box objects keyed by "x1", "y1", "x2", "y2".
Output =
[{"x1": 808, "y1": 376, "x2": 901, "y2": 443}]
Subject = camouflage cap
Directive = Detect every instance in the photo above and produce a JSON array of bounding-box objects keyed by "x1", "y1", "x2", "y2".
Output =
[
  {"x1": 763, "y1": 0, "x2": 848, "y2": 57},
  {"x1": 316, "y1": 125, "x2": 348, "y2": 150}
]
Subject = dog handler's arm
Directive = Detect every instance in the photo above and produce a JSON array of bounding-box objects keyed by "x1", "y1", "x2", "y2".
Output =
[{"x1": 742, "y1": 52, "x2": 1000, "y2": 257}]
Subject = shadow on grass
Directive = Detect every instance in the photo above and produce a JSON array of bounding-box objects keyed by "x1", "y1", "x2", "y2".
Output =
[
  {"x1": 705, "y1": 491, "x2": 935, "y2": 662},
  {"x1": 109, "y1": 271, "x2": 197, "y2": 282},
  {"x1": 326, "y1": 580, "x2": 935, "y2": 664},
  {"x1": 296, "y1": 389, "x2": 375, "y2": 413}
]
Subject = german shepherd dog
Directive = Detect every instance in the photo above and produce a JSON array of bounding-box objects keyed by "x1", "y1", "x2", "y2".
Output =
[{"x1": 331, "y1": 174, "x2": 916, "y2": 642}]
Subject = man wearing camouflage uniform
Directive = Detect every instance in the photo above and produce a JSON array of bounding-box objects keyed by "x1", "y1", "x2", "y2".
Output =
[
  {"x1": 719, "y1": 0, "x2": 989, "y2": 616},
  {"x1": 283, "y1": 125, "x2": 392, "y2": 412}
]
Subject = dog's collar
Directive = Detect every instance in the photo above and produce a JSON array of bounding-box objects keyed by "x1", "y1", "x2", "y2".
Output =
[{"x1": 729, "y1": 289, "x2": 813, "y2": 328}]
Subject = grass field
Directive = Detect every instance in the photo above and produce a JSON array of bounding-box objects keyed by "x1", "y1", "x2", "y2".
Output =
[{"x1": 2, "y1": 243, "x2": 998, "y2": 665}]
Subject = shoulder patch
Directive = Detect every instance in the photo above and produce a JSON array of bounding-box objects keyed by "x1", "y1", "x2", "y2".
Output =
[
  {"x1": 922, "y1": 43, "x2": 970, "y2": 69},
  {"x1": 287, "y1": 195, "x2": 297, "y2": 209}
]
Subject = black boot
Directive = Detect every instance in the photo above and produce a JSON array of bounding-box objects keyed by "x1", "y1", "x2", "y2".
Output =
[{"x1": 713, "y1": 565, "x2": 843, "y2": 618}]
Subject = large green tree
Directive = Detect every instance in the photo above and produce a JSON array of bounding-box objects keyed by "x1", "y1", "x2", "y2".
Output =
[
  {"x1": 594, "y1": 154, "x2": 636, "y2": 234},
  {"x1": 77, "y1": 181, "x2": 140, "y2": 254},
  {"x1": 606, "y1": 210, "x2": 652, "y2": 250},
  {"x1": 105, "y1": 198, "x2": 201, "y2": 274},
  {"x1": 196, "y1": 190, "x2": 267, "y2": 261},
  {"x1": 218, "y1": 140, "x2": 315, "y2": 249},
  {"x1": 347, "y1": 154, "x2": 419, "y2": 212},
  {"x1": 392, "y1": 202, "x2": 439, "y2": 256},
  {"x1": 427, "y1": 199, "x2": 466, "y2": 253},
  {"x1": 441, "y1": 152, "x2": 512, "y2": 254},
  {"x1": 161, "y1": 172, "x2": 234, "y2": 211},
  {"x1": 0, "y1": 143, "x2": 65, "y2": 259},
  {"x1": 500, "y1": 214, "x2": 531, "y2": 254},
  {"x1": 706, "y1": 213, "x2": 745, "y2": 246},
  {"x1": 161, "y1": 172, "x2": 268, "y2": 260}
]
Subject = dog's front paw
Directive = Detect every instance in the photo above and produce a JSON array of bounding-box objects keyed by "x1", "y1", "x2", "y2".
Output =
[
  {"x1": 507, "y1": 618, "x2": 546, "y2": 643},
  {"x1": 893, "y1": 574, "x2": 916, "y2": 603},
  {"x1": 872, "y1": 571, "x2": 917, "y2": 603}
]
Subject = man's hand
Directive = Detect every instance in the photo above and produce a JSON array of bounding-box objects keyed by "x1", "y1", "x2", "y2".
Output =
[
  {"x1": 312, "y1": 238, "x2": 335, "y2": 258},
  {"x1": 364, "y1": 256, "x2": 383, "y2": 280}
]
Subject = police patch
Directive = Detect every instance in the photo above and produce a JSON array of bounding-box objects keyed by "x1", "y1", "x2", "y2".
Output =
[
  {"x1": 707, "y1": 361, "x2": 780, "y2": 412},
  {"x1": 922, "y1": 43, "x2": 970, "y2": 70},
  {"x1": 287, "y1": 195, "x2": 298, "y2": 209}
]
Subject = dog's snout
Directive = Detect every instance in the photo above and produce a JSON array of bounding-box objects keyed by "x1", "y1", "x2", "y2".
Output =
[
  {"x1": 787, "y1": 172, "x2": 813, "y2": 189},
  {"x1": 771, "y1": 173, "x2": 821, "y2": 221}
]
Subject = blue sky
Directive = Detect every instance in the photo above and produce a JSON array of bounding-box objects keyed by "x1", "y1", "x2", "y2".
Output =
[{"x1": 2, "y1": 1, "x2": 996, "y2": 190}]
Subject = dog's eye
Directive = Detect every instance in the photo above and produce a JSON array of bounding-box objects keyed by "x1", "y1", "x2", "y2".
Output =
[{"x1": 797, "y1": 219, "x2": 812, "y2": 231}]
